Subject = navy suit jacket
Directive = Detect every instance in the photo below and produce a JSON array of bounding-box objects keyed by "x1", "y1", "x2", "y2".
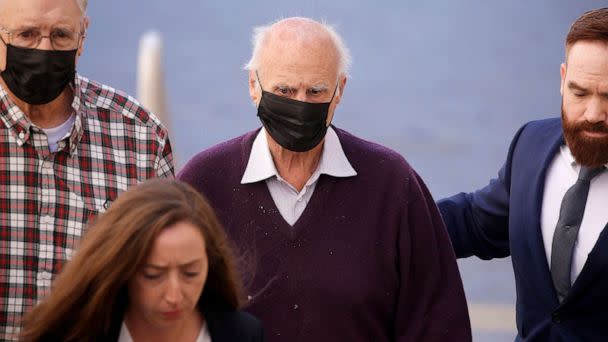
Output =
[{"x1": 438, "y1": 118, "x2": 608, "y2": 341}]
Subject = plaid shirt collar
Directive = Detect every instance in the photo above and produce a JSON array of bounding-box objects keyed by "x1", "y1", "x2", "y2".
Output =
[{"x1": 0, "y1": 73, "x2": 89, "y2": 156}]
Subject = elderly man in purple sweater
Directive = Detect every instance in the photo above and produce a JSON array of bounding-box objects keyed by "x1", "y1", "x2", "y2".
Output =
[{"x1": 178, "y1": 17, "x2": 471, "y2": 341}]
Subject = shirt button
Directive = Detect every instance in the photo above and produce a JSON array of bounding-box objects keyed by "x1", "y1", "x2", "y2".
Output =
[
  {"x1": 18, "y1": 131, "x2": 25, "y2": 139},
  {"x1": 552, "y1": 312, "x2": 561, "y2": 324},
  {"x1": 38, "y1": 271, "x2": 52, "y2": 280}
]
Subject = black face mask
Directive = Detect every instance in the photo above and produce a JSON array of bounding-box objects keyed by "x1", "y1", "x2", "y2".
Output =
[
  {"x1": 256, "y1": 74, "x2": 338, "y2": 153},
  {"x1": 1, "y1": 45, "x2": 77, "y2": 105}
]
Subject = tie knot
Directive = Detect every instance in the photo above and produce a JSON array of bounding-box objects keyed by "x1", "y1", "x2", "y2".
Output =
[{"x1": 578, "y1": 166, "x2": 604, "y2": 181}]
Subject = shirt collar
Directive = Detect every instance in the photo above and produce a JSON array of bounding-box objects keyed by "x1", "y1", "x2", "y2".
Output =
[
  {"x1": 0, "y1": 73, "x2": 86, "y2": 155},
  {"x1": 241, "y1": 126, "x2": 357, "y2": 184}
]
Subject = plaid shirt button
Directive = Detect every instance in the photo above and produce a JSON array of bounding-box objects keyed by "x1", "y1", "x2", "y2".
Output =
[{"x1": 38, "y1": 272, "x2": 52, "y2": 281}]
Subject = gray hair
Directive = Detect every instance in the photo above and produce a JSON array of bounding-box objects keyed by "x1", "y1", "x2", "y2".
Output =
[
  {"x1": 244, "y1": 17, "x2": 352, "y2": 77},
  {"x1": 77, "y1": 0, "x2": 88, "y2": 13}
]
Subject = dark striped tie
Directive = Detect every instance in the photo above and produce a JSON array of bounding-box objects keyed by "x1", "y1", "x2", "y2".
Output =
[{"x1": 550, "y1": 166, "x2": 604, "y2": 303}]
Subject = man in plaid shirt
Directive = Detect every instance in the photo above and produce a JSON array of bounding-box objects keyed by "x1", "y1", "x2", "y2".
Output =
[{"x1": 0, "y1": 0, "x2": 174, "y2": 338}]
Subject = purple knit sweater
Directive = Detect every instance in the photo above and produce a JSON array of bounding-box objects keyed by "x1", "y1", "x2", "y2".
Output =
[{"x1": 178, "y1": 127, "x2": 471, "y2": 342}]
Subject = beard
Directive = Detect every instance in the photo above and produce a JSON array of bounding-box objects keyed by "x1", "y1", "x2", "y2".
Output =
[{"x1": 561, "y1": 103, "x2": 608, "y2": 168}]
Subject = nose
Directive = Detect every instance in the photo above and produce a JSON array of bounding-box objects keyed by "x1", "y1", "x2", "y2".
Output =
[
  {"x1": 294, "y1": 90, "x2": 307, "y2": 102},
  {"x1": 164, "y1": 276, "x2": 184, "y2": 306},
  {"x1": 37, "y1": 36, "x2": 54, "y2": 51},
  {"x1": 584, "y1": 97, "x2": 608, "y2": 124}
]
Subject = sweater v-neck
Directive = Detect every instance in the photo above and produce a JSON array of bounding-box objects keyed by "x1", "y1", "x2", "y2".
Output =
[
  {"x1": 253, "y1": 174, "x2": 334, "y2": 240},
  {"x1": 237, "y1": 128, "x2": 338, "y2": 240}
]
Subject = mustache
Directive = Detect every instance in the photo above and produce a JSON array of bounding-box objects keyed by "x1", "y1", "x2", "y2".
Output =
[{"x1": 570, "y1": 121, "x2": 608, "y2": 134}]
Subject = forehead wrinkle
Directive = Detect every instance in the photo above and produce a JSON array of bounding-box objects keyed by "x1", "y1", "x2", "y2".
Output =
[
  {"x1": 0, "y1": 1, "x2": 83, "y2": 28},
  {"x1": 262, "y1": 38, "x2": 337, "y2": 66},
  {"x1": 13, "y1": 18, "x2": 77, "y2": 30},
  {"x1": 565, "y1": 44, "x2": 608, "y2": 91},
  {"x1": 267, "y1": 68, "x2": 333, "y2": 89},
  {"x1": 567, "y1": 64, "x2": 608, "y2": 89}
]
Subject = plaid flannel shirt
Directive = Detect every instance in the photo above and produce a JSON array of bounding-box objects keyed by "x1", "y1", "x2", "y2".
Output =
[{"x1": 0, "y1": 74, "x2": 174, "y2": 340}]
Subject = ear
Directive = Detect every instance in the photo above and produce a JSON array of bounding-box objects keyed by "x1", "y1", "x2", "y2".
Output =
[
  {"x1": 560, "y1": 62, "x2": 566, "y2": 96},
  {"x1": 76, "y1": 16, "x2": 90, "y2": 59},
  {"x1": 248, "y1": 70, "x2": 260, "y2": 106}
]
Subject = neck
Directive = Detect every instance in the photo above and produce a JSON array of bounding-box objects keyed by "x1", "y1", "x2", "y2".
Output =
[
  {"x1": 267, "y1": 132, "x2": 324, "y2": 192},
  {"x1": 0, "y1": 77, "x2": 73, "y2": 128},
  {"x1": 125, "y1": 309, "x2": 203, "y2": 342}
]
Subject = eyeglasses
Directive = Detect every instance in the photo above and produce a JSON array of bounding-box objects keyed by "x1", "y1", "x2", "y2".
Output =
[{"x1": 0, "y1": 26, "x2": 84, "y2": 51}]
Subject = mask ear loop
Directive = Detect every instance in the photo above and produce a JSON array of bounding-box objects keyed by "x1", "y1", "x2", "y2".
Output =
[
  {"x1": 255, "y1": 70, "x2": 265, "y2": 92},
  {"x1": 0, "y1": 32, "x2": 7, "y2": 47},
  {"x1": 328, "y1": 80, "x2": 339, "y2": 103},
  {"x1": 323, "y1": 80, "x2": 341, "y2": 129}
]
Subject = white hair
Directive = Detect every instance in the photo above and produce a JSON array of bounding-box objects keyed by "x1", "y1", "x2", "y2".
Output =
[
  {"x1": 77, "y1": 0, "x2": 88, "y2": 13},
  {"x1": 243, "y1": 17, "x2": 352, "y2": 77}
]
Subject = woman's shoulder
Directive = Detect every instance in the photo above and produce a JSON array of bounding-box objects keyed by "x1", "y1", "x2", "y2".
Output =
[{"x1": 206, "y1": 310, "x2": 263, "y2": 341}]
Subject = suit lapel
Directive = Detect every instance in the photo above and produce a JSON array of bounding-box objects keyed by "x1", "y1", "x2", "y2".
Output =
[
  {"x1": 526, "y1": 122, "x2": 564, "y2": 303},
  {"x1": 564, "y1": 213, "x2": 608, "y2": 305},
  {"x1": 206, "y1": 311, "x2": 235, "y2": 340}
]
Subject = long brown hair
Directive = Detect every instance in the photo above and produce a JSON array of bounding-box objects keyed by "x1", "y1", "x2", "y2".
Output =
[{"x1": 20, "y1": 179, "x2": 244, "y2": 341}]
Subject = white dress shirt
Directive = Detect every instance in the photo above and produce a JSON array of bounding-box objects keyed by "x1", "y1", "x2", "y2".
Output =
[
  {"x1": 541, "y1": 144, "x2": 608, "y2": 284},
  {"x1": 241, "y1": 127, "x2": 357, "y2": 226},
  {"x1": 117, "y1": 321, "x2": 211, "y2": 342}
]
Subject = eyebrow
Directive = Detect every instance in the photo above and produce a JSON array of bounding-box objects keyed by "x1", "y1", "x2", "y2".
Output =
[
  {"x1": 143, "y1": 259, "x2": 203, "y2": 270},
  {"x1": 568, "y1": 81, "x2": 608, "y2": 97},
  {"x1": 567, "y1": 81, "x2": 587, "y2": 92},
  {"x1": 11, "y1": 24, "x2": 38, "y2": 31},
  {"x1": 273, "y1": 84, "x2": 291, "y2": 90},
  {"x1": 309, "y1": 84, "x2": 329, "y2": 92}
]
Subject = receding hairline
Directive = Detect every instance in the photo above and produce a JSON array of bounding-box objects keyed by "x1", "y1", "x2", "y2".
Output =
[
  {"x1": 564, "y1": 8, "x2": 608, "y2": 62},
  {"x1": 77, "y1": 0, "x2": 88, "y2": 13},
  {"x1": 0, "y1": 0, "x2": 88, "y2": 14},
  {"x1": 244, "y1": 17, "x2": 352, "y2": 77},
  {"x1": 565, "y1": 39, "x2": 608, "y2": 63},
  {"x1": 264, "y1": 20, "x2": 339, "y2": 60}
]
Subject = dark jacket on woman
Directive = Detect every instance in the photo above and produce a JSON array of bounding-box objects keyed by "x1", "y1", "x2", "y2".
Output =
[{"x1": 31, "y1": 310, "x2": 264, "y2": 342}]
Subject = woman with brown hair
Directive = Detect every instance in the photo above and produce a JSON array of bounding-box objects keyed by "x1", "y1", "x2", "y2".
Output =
[{"x1": 20, "y1": 179, "x2": 263, "y2": 342}]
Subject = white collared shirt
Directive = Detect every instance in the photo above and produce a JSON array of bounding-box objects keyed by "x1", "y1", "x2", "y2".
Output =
[
  {"x1": 241, "y1": 127, "x2": 357, "y2": 226},
  {"x1": 541, "y1": 145, "x2": 608, "y2": 284},
  {"x1": 117, "y1": 321, "x2": 211, "y2": 342}
]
